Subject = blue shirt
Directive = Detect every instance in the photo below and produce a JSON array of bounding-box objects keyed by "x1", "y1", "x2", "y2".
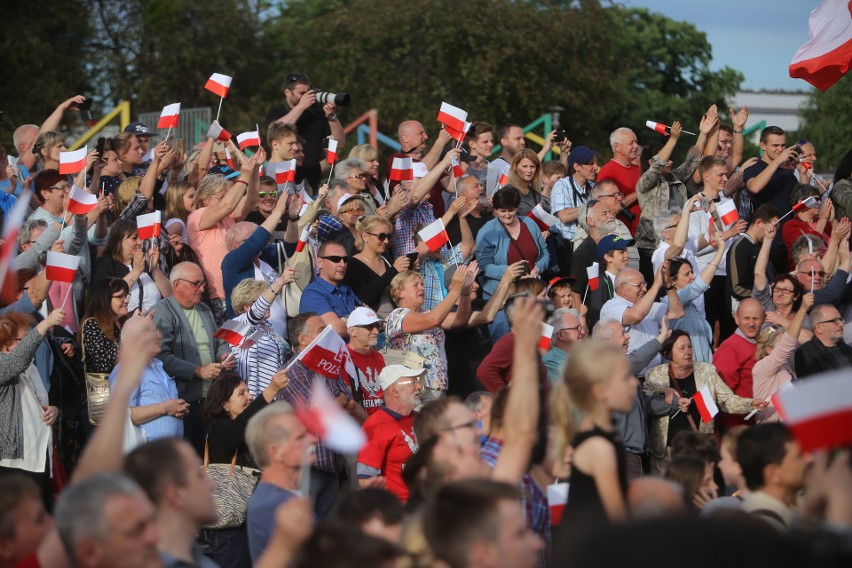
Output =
[
  {"x1": 109, "y1": 359, "x2": 182, "y2": 441},
  {"x1": 247, "y1": 483, "x2": 303, "y2": 562},
  {"x1": 542, "y1": 346, "x2": 569, "y2": 384},
  {"x1": 299, "y1": 277, "x2": 360, "y2": 319}
]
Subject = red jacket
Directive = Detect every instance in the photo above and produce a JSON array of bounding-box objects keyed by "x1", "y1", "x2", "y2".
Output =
[{"x1": 713, "y1": 331, "x2": 756, "y2": 430}]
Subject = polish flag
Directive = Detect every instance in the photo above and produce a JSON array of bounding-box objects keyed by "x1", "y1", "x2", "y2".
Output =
[
  {"x1": 693, "y1": 385, "x2": 720, "y2": 423},
  {"x1": 238, "y1": 329, "x2": 266, "y2": 350},
  {"x1": 298, "y1": 188, "x2": 313, "y2": 204},
  {"x1": 496, "y1": 172, "x2": 508, "y2": 187},
  {"x1": 450, "y1": 155, "x2": 465, "y2": 178},
  {"x1": 548, "y1": 482, "x2": 569, "y2": 526},
  {"x1": 59, "y1": 147, "x2": 87, "y2": 175},
  {"x1": 437, "y1": 102, "x2": 468, "y2": 133},
  {"x1": 645, "y1": 121, "x2": 672, "y2": 136},
  {"x1": 789, "y1": 0, "x2": 852, "y2": 91},
  {"x1": 445, "y1": 121, "x2": 471, "y2": 143},
  {"x1": 389, "y1": 157, "x2": 414, "y2": 181},
  {"x1": 417, "y1": 219, "x2": 450, "y2": 252},
  {"x1": 206, "y1": 120, "x2": 232, "y2": 142},
  {"x1": 67, "y1": 185, "x2": 98, "y2": 214},
  {"x1": 137, "y1": 211, "x2": 162, "y2": 240},
  {"x1": 295, "y1": 226, "x2": 311, "y2": 253},
  {"x1": 204, "y1": 73, "x2": 233, "y2": 98},
  {"x1": 225, "y1": 148, "x2": 235, "y2": 170},
  {"x1": 214, "y1": 320, "x2": 252, "y2": 347},
  {"x1": 295, "y1": 377, "x2": 366, "y2": 454},
  {"x1": 528, "y1": 204, "x2": 559, "y2": 232},
  {"x1": 539, "y1": 323, "x2": 554, "y2": 351},
  {"x1": 792, "y1": 196, "x2": 820, "y2": 212},
  {"x1": 0, "y1": 192, "x2": 34, "y2": 304},
  {"x1": 274, "y1": 159, "x2": 297, "y2": 187},
  {"x1": 775, "y1": 369, "x2": 852, "y2": 452},
  {"x1": 158, "y1": 103, "x2": 181, "y2": 129},
  {"x1": 716, "y1": 199, "x2": 739, "y2": 226},
  {"x1": 45, "y1": 251, "x2": 80, "y2": 283},
  {"x1": 291, "y1": 325, "x2": 358, "y2": 381},
  {"x1": 325, "y1": 138, "x2": 338, "y2": 165},
  {"x1": 236, "y1": 130, "x2": 261, "y2": 150},
  {"x1": 586, "y1": 262, "x2": 600, "y2": 291}
]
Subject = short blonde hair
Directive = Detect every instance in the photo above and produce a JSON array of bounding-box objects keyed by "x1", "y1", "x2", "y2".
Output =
[
  {"x1": 755, "y1": 325, "x2": 783, "y2": 361},
  {"x1": 357, "y1": 215, "x2": 391, "y2": 237},
  {"x1": 230, "y1": 278, "x2": 267, "y2": 315},
  {"x1": 195, "y1": 174, "x2": 230, "y2": 208},
  {"x1": 349, "y1": 143, "x2": 378, "y2": 163},
  {"x1": 338, "y1": 195, "x2": 365, "y2": 214},
  {"x1": 390, "y1": 270, "x2": 423, "y2": 304},
  {"x1": 245, "y1": 402, "x2": 295, "y2": 469},
  {"x1": 115, "y1": 177, "x2": 143, "y2": 216}
]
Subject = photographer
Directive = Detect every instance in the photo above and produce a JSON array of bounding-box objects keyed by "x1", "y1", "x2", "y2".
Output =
[{"x1": 265, "y1": 72, "x2": 345, "y2": 192}]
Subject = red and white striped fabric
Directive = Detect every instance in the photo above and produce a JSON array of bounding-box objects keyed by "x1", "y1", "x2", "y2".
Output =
[
  {"x1": 445, "y1": 121, "x2": 471, "y2": 143},
  {"x1": 437, "y1": 102, "x2": 468, "y2": 133},
  {"x1": 46, "y1": 251, "x2": 80, "y2": 283},
  {"x1": 450, "y1": 155, "x2": 465, "y2": 178},
  {"x1": 389, "y1": 157, "x2": 414, "y2": 181},
  {"x1": 214, "y1": 320, "x2": 252, "y2": 347},
  {"x1": 645, "y1": 121, "x2": 671, "y2": 136},
  {"x1": 0, "y1": 193, "x2": 34, "y2": 303},
  {"x1": 716, "y1": 200, "x2": 739, "y2": 226},
  {"x1": 158, "y1": 103, "x2": 181, "y2": 129},
  {"x1": 528, "y1": 204, "x2": 559, "y2": 232},
  {"x1": 326, "y1": 138, "x2": 338, "y2": 164},
  {"x1": 274, "y1": 159, "x2": 297, "y2": 187},
  {"x1": 206, "y1": 120, "x2": 232, "y2": 142},
  {"x1": 693, "y1": 385, "x2": 719, "y2": 423},
  {"x1": 586, "y1": 262, "x2": 600, "y2": 291},
  {"x1": 238, "y1": 329, "x2": 266, "y2": 350},
  {"x1": 295, "y1": 377, "x2": 366, "y2": 454},
  {"x1": 137, "y1": 211, "x2": 161, "y2": 240},
  {"x1": 496, "y1": 172, "x2": 508, "y2": 187},
  {"x1": 539, "y1": 323, "x2": 554, "y2": 351},
  {"x1": 295, "y1": 226, "x2": 311, "y2": 253},
  {"x1": 236, "y1": 130, "x2": 261, "y2": 150},
  {"x1": 793, "y1": 196, "x2": 820, "y2": 212},
  {"x1": 775, "y1": 369, "x2": 852, "y2": 452},
  {"x1": 204, "y1": 73, "x2": 233, "y2": 98},
  {"x1": 547, "y1": 482, "x2": 569, "y2": 526},
  {"x1": 67, "y1": 186, "x2": 98, "y2": 214},
  {"x1": 59, "y1": 147, "x2": 87, "y2": 175},
  {"x1": 789, "y1": 0, "x2": 852, "y2": 91},
  {"x1": 417, "y1": 219, "x2": 450, "y2": 252}
]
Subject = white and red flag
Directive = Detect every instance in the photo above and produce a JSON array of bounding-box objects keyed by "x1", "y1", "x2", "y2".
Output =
[
  {"x1": 389, "y1": 157, "x2": 414, "y2": 181},
  {"x1": 204, "y1": 73, "x2": 233, "y2": 98},
  {"x1": 774, "y1": 369, "x2": 852, "y2": 452},
  {"x1": 528, "y1": 204, "x2": 559, "y2": 232},
  {"x1": 59, "y1": 147, "x2": 87, "y2": 175},
  {"x1": 539, "y1": 323, "x2": 554, "y2": 351},
  {"x1": 67, "y1": 185, "x2": 98, "y2": 214},
  {"x1": 236, "y1": 130, "x2": 261, "y2": 150},
  {"x1": 445, "y1": 121, "x2": 471, "y2": 143},
  {"x1": 137, "y1": 211, "x2": 162, "y2": 240},
  {"x1": 325, "y1": 138, "x2": 338, "y2": 164},
  {"x1": 274, "y1": 159, "x2": 297, "y2": 187},
  {"x1": 417, "y1": 219, "x2": 450, "y2": 252},
  {"x1": 450, "y1": 155, "x2": 465, "y2": 178},
  {"x1": 789, "y1": 0, "x2": 852, "y2": 91},
  {"x1": 291, "y1": 325, "x2": 358, "y2": 380},
  {"x1": 295, "y1": 226, "x2": 311, "y2": 253},
  {"x1": 225, "y1": 148, "x2": 235, "y2": 170},
  {"x1": 158, "y1": 103, "x2": 181, "y2": 129},
  {"x1": 693, "y1": 385, "x2": 719, "y2": 423},
  {"x1": 238, "y1": 329, "x2": 266, "y2": 350},
  {"x1": 295, "y1": 378, "x2": 366, "y2": 454},
  {"x1": 496, "y1": 172, "x2": 508, "y2": 187},
  {"x1": 645, "y1": 121, "x2": 672, "y2": 136},
  {"x1": 206, "y1": 120, "x2": 232, "y2": 142},
  {"x1": 793, "y1": 196, "x2": 820, "y2": 212},
  {"x1": 586, "y1": 262, "x2": 600, "y2": 291},
  {"x1": 46, "y1": 251, "x2": 80, "y2": 283},
  {"x1": 437, "y1": 102, "x2": 468, "y2": 133},
  {"x1": 0, "y1": 193, "x2": 34, "y2": 303},
  {"x1": 548, "y1": 482, "x2": 569, "y2": 526},
  {"x1": 716, "y1": 200, "x2": 739, "y2": 226},
  {"x1": 214, "y1": 320, "x2": 252, "y2": 347}
]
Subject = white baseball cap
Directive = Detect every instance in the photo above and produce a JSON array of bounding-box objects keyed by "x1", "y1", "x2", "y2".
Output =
[
  {"x1": 347, "y1": 307, "x2": 382, "y2": 328},
  {"x1": 378, "y1": 365, "x2": 426, "y2": 391}
]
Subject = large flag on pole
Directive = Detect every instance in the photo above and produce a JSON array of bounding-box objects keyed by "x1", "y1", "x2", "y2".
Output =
[
  {"x1": 289, "y1": 325, "x2": 357, "y2": 380},
  {"x1": 789, "y1": 0, "x2": 852, "y2": 91}
]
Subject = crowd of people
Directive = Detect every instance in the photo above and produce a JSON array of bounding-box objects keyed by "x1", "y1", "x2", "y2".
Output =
[{"x1": 1, "y1": 72, "x2": 852, "y2": 568}]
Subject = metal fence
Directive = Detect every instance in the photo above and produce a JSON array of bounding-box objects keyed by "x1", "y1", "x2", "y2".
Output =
[{"x1": 137, "y1": 107, "x2": 212, "y2": 147}]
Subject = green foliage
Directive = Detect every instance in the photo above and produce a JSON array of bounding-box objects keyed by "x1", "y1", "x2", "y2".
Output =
[{"x1": 799, "y1": 74, "x2": 852, "y2": 172}]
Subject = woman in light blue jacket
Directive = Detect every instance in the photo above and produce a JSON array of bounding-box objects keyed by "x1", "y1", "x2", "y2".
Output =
[{"x1": 476, "y1": 186, "x2": 549, "y2": 297}]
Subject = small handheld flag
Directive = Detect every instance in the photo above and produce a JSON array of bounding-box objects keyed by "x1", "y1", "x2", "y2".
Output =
[
  {"x1": 437, "y1": 102, "x2": 468, "y2": 133},
  {"x1": 236, "y1": 130, "x2": 261, "y2": 150},
  {"x1": 59, "y1": 147, "x2": 88, "y2": 175},
  {"x1": 46, "y1": 251, "x2": 81, "y2": 283},
  {"x1": 67, "y1": 186, "x2": 98, "y2": 214},
  {"x1": 206, "y1": 120, "x2": 232, "y2": 142},
  {"x1": 204, "y1": 73, "x2": 232, "y2": 98},
  {"x1": 158, "y1": 103, "x2": 181, "y2": 129},
  {"x1": 645, "y1": 120, "x2": 695, "y2": 136},
  {"x1": 137, "y1": 211, "x2": 162, "y2": 240},
  {"x1": 417, "y1": 219, "x2": 450, "y2": 252}
]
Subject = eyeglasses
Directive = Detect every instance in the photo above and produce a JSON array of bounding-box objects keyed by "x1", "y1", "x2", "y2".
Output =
[
  {"x1": 598, "y1": 192, "x2": 624, "y2": 199},
  {"x1": 112, "y1": 293, "x2": 129, "y2": 301},
  {"x1": 320, "y1": 255, "x2": 348, "y2": 264},
  {"x1": 797, "y1": 270, "x2": 826, "y2": 277},
  {"x1": 341, "y1": 207, "x2": 365, "y2": 215},
  {"x1": 621, "y1": 282, "x2": 646, "y2": 289},
  {"x1": 366, "y1": 232, "x2": 390, "y2": 242},
  {"x1": 817, "y1": 317, "x2": 844, "y2": 325},
  {"x1": 347, "y1": 174, "x2": 366, "y2": 180},
  {"x1": 48, "y1": 185, "x2": 69, "y2": 192},
  {"x1": 772, "y1": 287, "x2": 795, "y2": 295},
  {"x1": 664, "y1": 224, "x2": 678, "y2": 231},
  {"x1": 443, "y1": 420, "x2": 478, "y2": 432},
  {"x1": 394, "y1": 378, "x2": 422, "y2": 387},
  {"x1": 559, "y1": 326, "x2": 585, "y2": 333},
  {"x1": 177, "y1": 278, "x2": 207, "y2": 289},
  {"x1": 258, "y1": 191, "x2": 279, "y2": 198}
]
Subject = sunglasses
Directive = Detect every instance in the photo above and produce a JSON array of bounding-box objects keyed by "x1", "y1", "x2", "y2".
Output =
[
  {"x1": 320, "y1": 255, "x2": 348, "y2": 264},
  {"x1": 366, "y1": 232, "x2": 390, "y2": 241},
  {"x1": 259, "y1": 191, "x2": 279, "y2": 198},
  {"x1": 358, "y1": 323, "x2": 383, "y2": 331}
]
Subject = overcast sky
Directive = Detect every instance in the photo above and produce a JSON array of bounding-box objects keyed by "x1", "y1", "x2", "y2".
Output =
[{"x1": 622, "y1": 0, "x2": 820, "y2": 92}]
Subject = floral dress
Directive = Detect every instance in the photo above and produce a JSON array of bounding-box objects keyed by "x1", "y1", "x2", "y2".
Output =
[{"x1": 384, "y1": 308, "x2": 448, "y2": 392}]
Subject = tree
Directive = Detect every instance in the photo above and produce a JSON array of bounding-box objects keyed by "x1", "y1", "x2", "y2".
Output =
[{"x1": 799, "y1": 74, "x2": 852, "y2": 172}]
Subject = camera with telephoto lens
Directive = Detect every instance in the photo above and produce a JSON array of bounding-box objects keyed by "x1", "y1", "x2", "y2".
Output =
[
  {"x1": 312, "y1": 88, "x2": 351, "y2": 107},
  {"x1": 618, "y1": 205, "x2": 637, "y2": 223}
]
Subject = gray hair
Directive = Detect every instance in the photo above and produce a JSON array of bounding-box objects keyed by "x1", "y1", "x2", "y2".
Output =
[
  {"x1": 609, "y1": 127, "x2": 634, "y2": 152},
  {"x1": 335, "y1": 157, "x2": 367, "y2": 181},
  {"x1": 577, "y1": 201, "x2": 592, "y2": 232},
  {"x1": 549, "y1": 308, "x2": 579, "y2": 333},
  {"x1": 590, "y1": 180, "x2": 617, "y2": 199},
  {"x1": 653, "y1": 208, "x2": 682, "y2": 240},
  {"x1": 54, "y1": 472, "x2": 146, "y2": 562},
  {"x1": 17, "y1": 219, "x2": 48, "y2": 249},
  {"x1": 168, "y1": 261, "x2": 202, "y2": 284},
  {"x1": 592, "y1": 318, "x2": 623, "y2": 340},
  {"x1": 791, "y1": 234, "x2": 825, "y2": 267},
  {"x1": 464, "y1": 391, "x2": 494, "y2": 414},
  {"x1": 245, "y1": 401, "x2": 296, "y2": 469},
  {"x1": 225, "y1": 221, "x2": 257, "y2": 250}
]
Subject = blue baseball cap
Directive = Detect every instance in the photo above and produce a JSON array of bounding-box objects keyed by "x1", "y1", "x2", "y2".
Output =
[
  {"x1": 208, "y1": 164, "x2": 240, "y2": 180},
  {"x1": 597, "y1": 234, "x2": 635, "y2": 259}
]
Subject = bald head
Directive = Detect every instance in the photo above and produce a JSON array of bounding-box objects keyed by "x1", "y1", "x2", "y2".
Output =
[
  {"x1": 628, "y1": 477, "x2": 685, "y2": 521},
  {"x1": 13, "y1": 124, "x2": 38, "y2": 155},
  {"x1": 398, "y1": 121, "x2": 428, "y2": 156},
  {"x1": 734, "y1": 298, "x2": 765, "y2": 340}
]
